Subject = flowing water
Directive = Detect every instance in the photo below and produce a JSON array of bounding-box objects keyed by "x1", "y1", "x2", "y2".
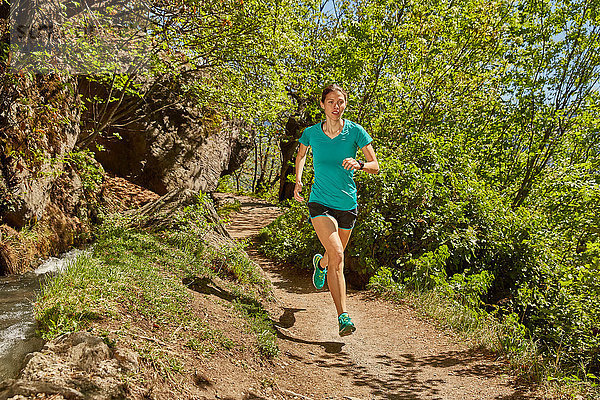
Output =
[{"x1": 0, "y1": 249, "x2": 84, "y2": 380}]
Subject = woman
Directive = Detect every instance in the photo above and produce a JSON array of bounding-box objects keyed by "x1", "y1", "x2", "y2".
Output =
[{"x1": 293, "y1": 84, "x2": 379, "y2": 336}]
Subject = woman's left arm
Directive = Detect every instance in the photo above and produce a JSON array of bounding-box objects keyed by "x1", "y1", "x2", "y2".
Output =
[
  {"x1": 342, "y1": 143, "x2": 380, "y2": 173},
  {"x1": 360, "y1": 143, "x2": 379, "y2": 174}
]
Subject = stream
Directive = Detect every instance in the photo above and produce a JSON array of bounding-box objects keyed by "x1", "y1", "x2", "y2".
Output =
[{"x1": 0, "y1": 249, "x2": 84, "y2": 380}]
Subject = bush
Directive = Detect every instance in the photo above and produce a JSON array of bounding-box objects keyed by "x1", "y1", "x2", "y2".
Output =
[
  {"x1": 257, "y1": 200, "x2": 321, "y2": 268},
  {"x1": 352, "y1": 153, "x2": 545, "y2": 301}
]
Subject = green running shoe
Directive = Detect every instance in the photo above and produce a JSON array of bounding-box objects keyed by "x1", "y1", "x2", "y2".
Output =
[
  {"x1": 312, "y1": 254, "x2": 326, "y2": 289},
  {"x1": 338, "y1": 312, "x2": 356, "y2": 337}
]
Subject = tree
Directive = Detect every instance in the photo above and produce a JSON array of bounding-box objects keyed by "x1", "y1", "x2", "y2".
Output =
[
  {"x1": 274, "y1": 0, "x2": 407, "y2": 200},
  {"x1": 500, "y1": 0, "x2": 600, "y2": 208}
]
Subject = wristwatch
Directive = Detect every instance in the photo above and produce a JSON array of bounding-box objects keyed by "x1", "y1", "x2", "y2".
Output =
[{"x1": 358, "y1": 160, "x2": 365, "y2": 170}]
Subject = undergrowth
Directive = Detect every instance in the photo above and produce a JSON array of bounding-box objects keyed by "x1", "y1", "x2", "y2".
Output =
[
  {"x1": 35, "y1": 192, "x2": 279, "y2": 383},
  {"x1": 259, "y1": 186, "x2": 600, "y2": 399}
]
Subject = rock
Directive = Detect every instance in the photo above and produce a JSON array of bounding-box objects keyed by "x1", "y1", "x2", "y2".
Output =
[
  {"x1": 0, "y1": 74, "x2": 96, "y2": 274},
  {"x1": 65, "y1": 333, "x2": 111, "y2": 372},
  {"x1": 0, "y1": 332, "x2": 134, "y2": 400},
  {"x1": 0, "y1": 379, "x2": 83, "y2": 400},
  {"x1": 112, "y1": 348, "x2": 140, "y2": 374},
  {"x1": 0, "y1": 74, "x2": 81, "y2": 229},
  {"x1": 87, "y1": 77, "x2": 253, "y2": 195}
]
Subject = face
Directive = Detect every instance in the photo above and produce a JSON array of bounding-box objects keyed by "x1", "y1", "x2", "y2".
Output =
[{"x1": 320, "y1": 90, "x2": 346, "y2": 121}]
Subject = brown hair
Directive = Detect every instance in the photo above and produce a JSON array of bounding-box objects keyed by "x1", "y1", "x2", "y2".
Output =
[{"x1": 321, "y1": 83, "x2": 348, "y2": 103}]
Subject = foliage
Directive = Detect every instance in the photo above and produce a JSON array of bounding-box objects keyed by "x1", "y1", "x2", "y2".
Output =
[
  {"x1": 0, "y1": 187, "x2": 23, "y2": 217},
  {"x1": 350, "y1": 148, "x2": 545, "y2": 297},
  {"x1": 512, "y1": 255, "x2": 600, "y2": 375},
  {"x1": 402, "y1": 245, "x2": 450, "y2": 292},
  {"x1": 6, "y1": 0, "x2": 297, "y2": 151},
  {"x1": 63, "y1": 149, "x2": 104, "y2": 193}
]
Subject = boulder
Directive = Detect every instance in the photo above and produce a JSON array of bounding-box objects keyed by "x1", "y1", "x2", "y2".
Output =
[
  {"x1": 0, "y1": 331, "x2": 138, "y2": 400},
  {"x1": 141, "y1": 118, "x2": 253, "y2": 195}
]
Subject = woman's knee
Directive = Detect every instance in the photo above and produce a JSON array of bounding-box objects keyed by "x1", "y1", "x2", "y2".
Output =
[{"x1": 327, "y1": 248, "x2": 344, "y2": 267}]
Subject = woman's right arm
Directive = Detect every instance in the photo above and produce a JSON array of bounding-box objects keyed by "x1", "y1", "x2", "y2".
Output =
[{"x1": 294, "y1": 143, "x2": 309, "y2": 202}]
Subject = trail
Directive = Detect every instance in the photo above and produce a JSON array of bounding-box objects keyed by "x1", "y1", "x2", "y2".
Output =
[{"x1": 217, "y1": 193, "x2": 539, "y2": 400}]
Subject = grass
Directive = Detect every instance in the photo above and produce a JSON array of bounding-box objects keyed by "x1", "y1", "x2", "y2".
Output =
[
  {"x1": 34, "y1": 198, "x2": 280, "y2": 383},
  {"x1": 216, "y1": 199, "x2": 242, "y2": 219},
  {"x1": 36, "y1": 227, "x2": 192, "y2": 338},
  {"x1": 230, "y1": 290, "x2": 279, "y2": 358}
]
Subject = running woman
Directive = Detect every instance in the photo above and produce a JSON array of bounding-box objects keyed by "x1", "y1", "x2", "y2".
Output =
[{"x1": 293, "y1": 83, "x2": 380, "y2": 336}]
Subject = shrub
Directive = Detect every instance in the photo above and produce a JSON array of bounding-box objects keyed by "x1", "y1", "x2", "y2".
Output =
[{"x1": 257, "y1": 200, "x2": 321, "y2": 268}]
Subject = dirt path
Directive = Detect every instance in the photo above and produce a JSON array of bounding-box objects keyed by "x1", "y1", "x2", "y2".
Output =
[{"x1": 217, "y1": 194, "x2": 539, "y2": 400}]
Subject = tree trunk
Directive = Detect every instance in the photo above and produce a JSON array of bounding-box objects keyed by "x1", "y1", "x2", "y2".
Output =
[
  {"x1": 277, "y1": 95, "x2": 314, "y2": 202},
  {"x1": 278, "y1": 117, "x2": 303, "y2": 202}
]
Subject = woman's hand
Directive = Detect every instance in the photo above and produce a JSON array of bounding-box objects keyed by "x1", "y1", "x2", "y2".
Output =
[
  {"x1": 294, "y1": 181, "x2": 304, "y2": 202},
  {"x1": 342, "y1": 158, "x2": 362, "y2": 170}
]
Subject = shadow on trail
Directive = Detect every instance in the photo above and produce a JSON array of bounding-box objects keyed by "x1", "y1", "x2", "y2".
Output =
[
  {"x1": 263, "y1": 263, "x2": 319, "y2": 295},
  {"x1": 274, "y1": 307, "x2": 345, "y2": 354},
  {"x1": 275, "y1": 307, "x2": 305, "y2": 329},
  {"x1": 274, "y1": 326, "x2": 345, "y2": 354},
  {"x1": 306, "y1": 351, "x2": 538, "y2": 400},
  {"x1": 491, "y1": 388, "x2": 540, "y2": 399},
  {"x1": 271, "y1": 308, "x2": 445, "y2": 398},
  {"x1": 236, "y1": 200, "x2": 273, "y2": 209},
  {"x1": 389, "y1": 349, "x2": 505, "y2": 379},
  {"x1": 314, "y1": 350, "x2": 443, "y2": 400},
  {"x1": 310, "y1": 351, "x2": 537, "y2": 400}
]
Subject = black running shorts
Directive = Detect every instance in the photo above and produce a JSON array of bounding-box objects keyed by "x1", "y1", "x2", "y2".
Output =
[{"x1": 308, "y1": 202, "x2": 358, "y2": 230}]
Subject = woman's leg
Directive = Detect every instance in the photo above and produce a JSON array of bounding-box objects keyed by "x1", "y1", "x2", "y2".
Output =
[
  {"x1": 321, "y1": 227, "x2": 352, "y2": 269},
  {"x1": 311, "y1": 216, "x2": 352, "y2": 316},
  {"x1": 329, "y1": 228, "x2": 353, "y2": 315}
]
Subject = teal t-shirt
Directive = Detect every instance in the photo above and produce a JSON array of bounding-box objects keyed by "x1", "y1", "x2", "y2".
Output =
[{"x1": 299, "y1": 119, "x2": 372, "y2": 210}]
